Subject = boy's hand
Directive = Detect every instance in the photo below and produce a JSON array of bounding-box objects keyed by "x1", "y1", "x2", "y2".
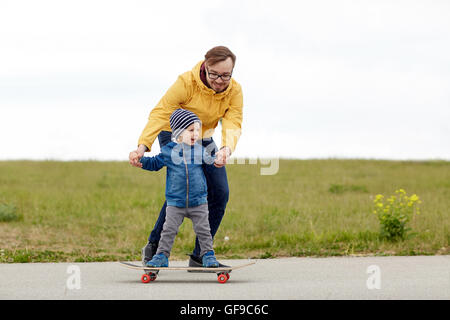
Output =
[
  {"x1": 129, "y1": 145, "x2": 148, "y2": 168},
  {"x1": 214, "y1": 147, "x2": 231, "y2": 168},
  {"x1": 129, "y1": 151, "x2": 143, "y2": 168}
]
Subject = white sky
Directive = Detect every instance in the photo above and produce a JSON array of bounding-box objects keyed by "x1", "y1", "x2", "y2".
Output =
[{"x1": 1, "y1": 0, "x2": 449, "y2": 160}]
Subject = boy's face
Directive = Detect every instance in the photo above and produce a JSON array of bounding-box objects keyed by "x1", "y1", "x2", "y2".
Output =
[{"x1": 179, "y1": 122, "x2": 201, "y2": 145}]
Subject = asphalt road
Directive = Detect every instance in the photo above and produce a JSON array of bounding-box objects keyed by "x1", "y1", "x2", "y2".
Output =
[{"x1": 0, "y1": 256, "x2": 449, "y2": 300}]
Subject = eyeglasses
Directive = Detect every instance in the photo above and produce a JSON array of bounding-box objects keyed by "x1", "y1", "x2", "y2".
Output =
[{"x1": 206, "y1": 67, "x2": 232, "y2": 81}]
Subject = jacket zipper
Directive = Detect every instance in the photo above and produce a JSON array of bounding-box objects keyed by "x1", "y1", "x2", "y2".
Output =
[{"x1": 182, "y1": 146, "x2": 189, "y2": 208}]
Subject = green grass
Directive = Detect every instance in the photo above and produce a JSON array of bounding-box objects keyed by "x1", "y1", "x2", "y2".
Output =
[{"x1": 0, "y1": 159, "x2": 448, "y2": 262}]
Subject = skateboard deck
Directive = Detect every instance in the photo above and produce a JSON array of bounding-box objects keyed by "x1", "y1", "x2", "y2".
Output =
[{"x1": 119, "y1": 261, "x2": 256, "y2": 283}]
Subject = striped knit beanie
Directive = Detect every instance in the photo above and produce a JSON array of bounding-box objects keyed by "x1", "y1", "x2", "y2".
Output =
[{"x1": 170, "y1": 109, "x2": 201, "y2": 141}]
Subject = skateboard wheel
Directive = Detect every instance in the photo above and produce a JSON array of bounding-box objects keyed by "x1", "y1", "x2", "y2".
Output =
[
  {"x1": 217, "y1": 273, "x2": 228, "y2": 284},
  {"x1": 149, "y1": 272, "x2": 157, "y2": 281},
  {"x1": 141, "y1": 274, "x2": 151, "y2": 283},
  {"x1": 226, "y1": 273, "x2": 230, "y2": 280}
]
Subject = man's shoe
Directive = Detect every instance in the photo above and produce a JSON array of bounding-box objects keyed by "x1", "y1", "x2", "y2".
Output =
[
  {"x1": 141, "y1": 241, "x2": 158, "y2": 266},
  {"x1": 145, "y1": 253, "x2": 169, "y2": 268},
  {"x1": 188, "y1": 254, "x2": 231, "y2": 273}
]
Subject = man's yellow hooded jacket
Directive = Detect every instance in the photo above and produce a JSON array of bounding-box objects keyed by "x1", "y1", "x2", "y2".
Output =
[{"x1": 138, "y1": 61, "x2": 243, "y2": 153}]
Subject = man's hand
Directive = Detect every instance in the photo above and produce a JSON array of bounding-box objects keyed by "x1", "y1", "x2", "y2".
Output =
[
  {"x1": 214, "y1": 146, "x2": 231, "y2": 168},
  {"x1": 129, "y1": 144, "x2": 148, "y2": 168}
]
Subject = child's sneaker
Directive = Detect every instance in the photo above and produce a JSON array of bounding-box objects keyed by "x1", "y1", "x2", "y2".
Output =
[
  {"x1": 146, "y1": 253, "x2": 169, "y2": 267},
  {"x1": 202, "y1": 250, "x2": 219, "y2": 268}
]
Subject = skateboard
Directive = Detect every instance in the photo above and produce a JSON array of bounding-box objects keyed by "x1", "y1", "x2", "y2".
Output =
[{"x1": 119, "y1": 261, "x2": 256, "y2": 284}]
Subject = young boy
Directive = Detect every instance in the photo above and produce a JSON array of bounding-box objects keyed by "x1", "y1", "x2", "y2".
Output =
[{"x1": 138, "y1": 109, "x2": 220, "y2": 268}]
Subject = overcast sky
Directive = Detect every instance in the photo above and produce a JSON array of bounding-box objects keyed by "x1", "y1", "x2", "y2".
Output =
[{"x1": 1, "y1": 0, "x2": 449, "y2": 160}]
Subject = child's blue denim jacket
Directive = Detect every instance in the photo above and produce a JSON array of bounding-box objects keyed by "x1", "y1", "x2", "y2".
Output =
[{"x1": 139, "y1": 141, "x2": 215, "y2": 208}]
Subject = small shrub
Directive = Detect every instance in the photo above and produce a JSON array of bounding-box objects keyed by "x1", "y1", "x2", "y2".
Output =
[
  {"x1": 329, "y1": 184, "x2": 368, "y2": 194},
  {"x1": 329, "y1": 184, "x2": 345, "y2": 194},
  {"x1": 373, "y1": 189, "x2": 421, "y2": 241},
  {"x1": 0, "y1": 203, "x2": 21, "y2": 222}
]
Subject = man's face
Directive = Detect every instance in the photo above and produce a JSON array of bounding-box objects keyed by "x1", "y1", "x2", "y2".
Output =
[{"x1": 205, "y1": 57, "x2": 234, "y2": 93}]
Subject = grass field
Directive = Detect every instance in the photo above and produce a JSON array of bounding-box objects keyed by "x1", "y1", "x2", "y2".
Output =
[{"x1": 0, "y1": 159, "x2": 449, "y2": 263}]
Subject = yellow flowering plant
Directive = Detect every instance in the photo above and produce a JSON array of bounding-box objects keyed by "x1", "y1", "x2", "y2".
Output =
[{"x1": 373, "y1": 189, "x2": 421, "y2": 241}]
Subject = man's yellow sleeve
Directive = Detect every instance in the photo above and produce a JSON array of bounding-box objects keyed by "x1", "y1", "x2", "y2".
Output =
[
  {"x1": 221, "y1": 84, "x2": 243, "y2": 153},
  {"x1": 138, "y1": 76, "x2": 189, "y2": 152}
]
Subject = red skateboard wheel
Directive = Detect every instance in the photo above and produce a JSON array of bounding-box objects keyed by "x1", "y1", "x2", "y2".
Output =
[
  {"x1": 217, "y1": 273, "x2": 228, "y2": 284},
  {"x1": 141, "y1": 274, "x2": 151, "y2": 283},
  {"x1": 149, "y1": 272, "x2": 157, "y2": 281}
]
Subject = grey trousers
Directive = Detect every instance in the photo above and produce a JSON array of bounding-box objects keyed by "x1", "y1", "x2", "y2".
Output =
[{"x1": 156, "y1": 203, "x2": 213, "y2": 258}]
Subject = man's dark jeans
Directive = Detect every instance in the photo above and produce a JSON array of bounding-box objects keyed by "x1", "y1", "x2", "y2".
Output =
[{"x1": 148, "y1": 131, "x2": 229, "y2": 259}]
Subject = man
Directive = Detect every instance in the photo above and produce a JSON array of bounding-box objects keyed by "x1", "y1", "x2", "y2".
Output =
[{"x1": 129, "y1": 46, "x2": 243, "y2": 268}]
